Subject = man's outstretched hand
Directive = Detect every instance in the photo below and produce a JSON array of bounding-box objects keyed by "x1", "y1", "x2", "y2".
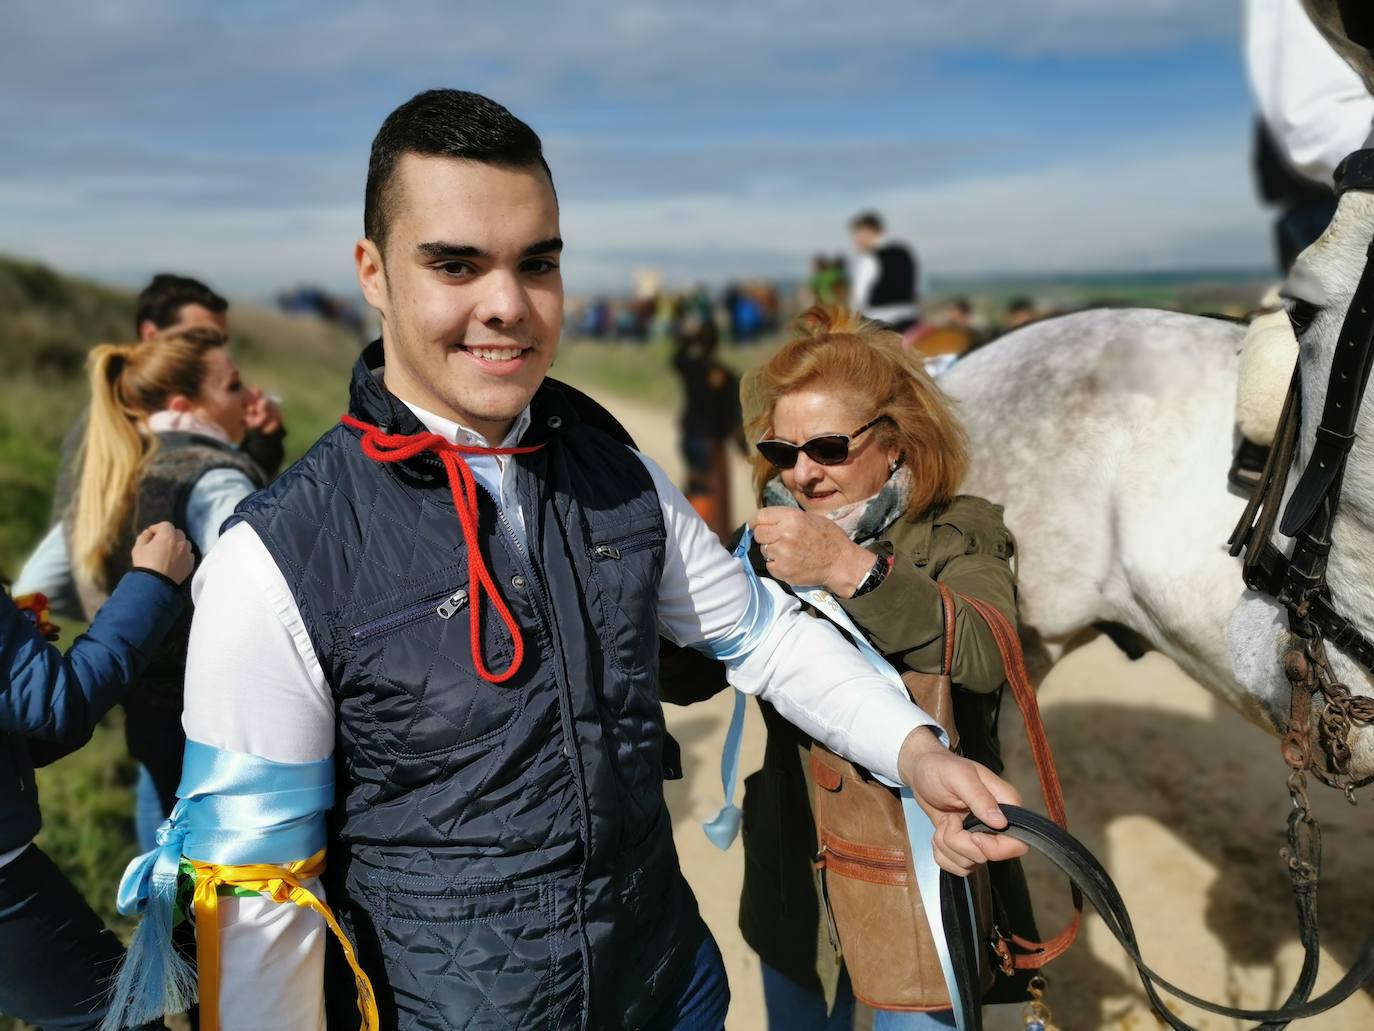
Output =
[{"x1": 898, "y1": 726, "x2": 1030, "y2": 875}]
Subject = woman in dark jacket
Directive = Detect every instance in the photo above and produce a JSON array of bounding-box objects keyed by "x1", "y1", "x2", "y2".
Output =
[
  {"x1": 661, "y1": 305, "x2": 1037, "y2": 1030},
  {"x1": 0, "y1": 521, "x2": 191, "y2": 1030}
]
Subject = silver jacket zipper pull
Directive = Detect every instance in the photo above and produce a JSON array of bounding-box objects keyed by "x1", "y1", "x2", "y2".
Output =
[
  {"x1": 593, "y1": 544, "x2": 621, "y2": 560},
  {"x1": 437, "y1": 589, "x2": 470, "y2": 619}
]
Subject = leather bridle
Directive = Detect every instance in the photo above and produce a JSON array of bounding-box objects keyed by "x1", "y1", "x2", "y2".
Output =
[
  {"x1": 940, "y1": 149, "x2": 1374, "y2": 1030},
  {"x1": 1229, "y1": 146, "x2": 1374, "y2": 796}
]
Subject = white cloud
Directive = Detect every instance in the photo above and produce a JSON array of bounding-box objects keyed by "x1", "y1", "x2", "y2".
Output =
[{"x1": 1, "y1": 0, "x2": 1238, "y2": 133}]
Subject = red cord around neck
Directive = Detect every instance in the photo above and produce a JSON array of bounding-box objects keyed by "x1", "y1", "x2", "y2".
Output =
[{"x1": 340, "y1": 413, "x2": 544, "y2": 684}]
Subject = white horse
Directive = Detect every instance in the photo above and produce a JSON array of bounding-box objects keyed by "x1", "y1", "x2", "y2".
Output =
[{"x1": 940, "y1": 188, "x2": 1374, "y2": 782}]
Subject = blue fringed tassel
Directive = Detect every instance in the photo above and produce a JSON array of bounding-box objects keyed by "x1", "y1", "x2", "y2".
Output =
[{"x1": 99, "y1": 882, "x2": 198, "y2": 1031}]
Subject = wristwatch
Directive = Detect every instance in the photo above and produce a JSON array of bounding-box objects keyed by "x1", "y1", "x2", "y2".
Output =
[{"x1": 851, "y1": 548, "x2": 893, "y2": 598}]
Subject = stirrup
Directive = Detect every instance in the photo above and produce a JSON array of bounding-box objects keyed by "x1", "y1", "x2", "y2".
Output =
[{"x1": 1229, "y1": 438, "x2": 1271, "y2": 491}]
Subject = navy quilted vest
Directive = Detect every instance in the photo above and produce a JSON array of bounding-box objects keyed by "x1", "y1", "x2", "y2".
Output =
[{"x1": 232, "y1": 344, "x2": 704, "y2": 1030}]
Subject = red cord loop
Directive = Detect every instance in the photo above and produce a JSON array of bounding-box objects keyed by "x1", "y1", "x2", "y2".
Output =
[{"x1": 340, "y1": 413, "x2": 544, "y2": 684}]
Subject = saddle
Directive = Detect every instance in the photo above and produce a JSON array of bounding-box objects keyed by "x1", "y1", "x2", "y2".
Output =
[{"x1": 1231, "y1": 307, "x2": 1300, "y2": 490}]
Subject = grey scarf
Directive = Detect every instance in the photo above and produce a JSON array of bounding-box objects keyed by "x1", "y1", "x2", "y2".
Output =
[{"x1": 761, "y1": 465, "x2": 912, "y2": 545}]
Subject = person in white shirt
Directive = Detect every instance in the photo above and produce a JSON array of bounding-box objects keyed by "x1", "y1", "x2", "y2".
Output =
[
  {"x1": 112, "y1": 90, "x2": 1026, "y2": 1031},
  {"x1": 1245, "y1": 0, "x2": 1374, "y2": 269},
  {"x1": 850, "y1": 211, "x2": 921, "y2": 333}
]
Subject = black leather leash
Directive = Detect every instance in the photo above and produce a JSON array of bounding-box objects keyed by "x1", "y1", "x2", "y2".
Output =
[{"x1": 942, "y1": 806, "x2": 1374, "y2": 1031}]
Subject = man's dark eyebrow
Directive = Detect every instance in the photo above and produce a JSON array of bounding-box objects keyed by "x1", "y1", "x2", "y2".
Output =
[
  {"x1": 415, "y1": 238, "x2": 562, "y2": 261},
  {"x1": 416, "y1": 242, "x2": 486, "y2": 261},
  {"x1": 523, "y1": 237, "x2": 563, "y2": 257}
]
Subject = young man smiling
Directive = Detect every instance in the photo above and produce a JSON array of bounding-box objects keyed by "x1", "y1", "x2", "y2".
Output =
[{"x1": 159, "y1": 90, "x2": 1025, "y2": 1030}]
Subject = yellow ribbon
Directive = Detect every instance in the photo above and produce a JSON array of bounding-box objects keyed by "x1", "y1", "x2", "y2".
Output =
[{"x1": 188, "y1": 849, "x2": 379, "y2": 1031}]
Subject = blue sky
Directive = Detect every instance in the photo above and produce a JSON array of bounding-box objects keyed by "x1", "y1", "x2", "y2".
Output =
[{"x1": 1, "y1": 1, "x2": 1273, "y2": 298}]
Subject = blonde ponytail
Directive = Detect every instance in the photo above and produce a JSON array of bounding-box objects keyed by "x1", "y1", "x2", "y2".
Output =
[
  {"x1": 72, "y1": 344, "x2": 156, "y2": 589},
  {"x1": 70, "y1": 327, "x2": 228, "y2": 590}
]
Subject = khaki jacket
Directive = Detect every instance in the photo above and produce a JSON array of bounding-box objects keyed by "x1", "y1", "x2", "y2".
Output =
[{"x1": 659, "y1": 494, "x2": 1038, "y2": 1003}]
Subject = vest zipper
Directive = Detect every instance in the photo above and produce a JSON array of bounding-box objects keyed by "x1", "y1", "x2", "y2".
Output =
[
  {"x1": 484, "y1": 469, "x2": 597, "y2": 1009},
  {"x1": 349, "y1": 587, "x2": 468, "y2": 643},
  {"x1": 590, "y1": 529, "x2": 661, "y2": 561}
]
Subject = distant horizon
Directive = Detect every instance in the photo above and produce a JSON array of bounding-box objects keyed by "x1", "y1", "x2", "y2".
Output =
[{"x1": 0, "y1": 250, "x2": 1276, "y2": 311}]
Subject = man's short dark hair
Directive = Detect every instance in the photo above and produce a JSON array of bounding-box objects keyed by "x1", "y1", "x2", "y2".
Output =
[
  {"x1": 135, "y1": 274, "x2": 228, "y2": 332},
  {"x1": 364, "y1": 89, "x2": 553, "y2": 251},
  {"x1": 850, "y1": 211, "x2": 884, "y2": 233}
]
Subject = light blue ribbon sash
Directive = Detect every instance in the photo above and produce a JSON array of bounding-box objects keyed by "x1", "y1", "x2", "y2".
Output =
[
  {"x1": 698, "y1": 528, "x2": 772, "y2": 848},
  {"x1": 700, "y1": 527, "x2": 977, "y2": 1029},
  {"x1": 102, "y1": 740, "x2": 333, "y2": 1030}
]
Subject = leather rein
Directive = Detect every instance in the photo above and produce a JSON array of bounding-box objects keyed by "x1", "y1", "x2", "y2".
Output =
[{"x1": 939, "y1": 148, "x2": 1374, "y2": 1030}]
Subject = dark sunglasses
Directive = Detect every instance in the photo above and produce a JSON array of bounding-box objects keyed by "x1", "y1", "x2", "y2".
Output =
[{"x1": 755, "y1": 416, "x2": 886, "y2": 469}]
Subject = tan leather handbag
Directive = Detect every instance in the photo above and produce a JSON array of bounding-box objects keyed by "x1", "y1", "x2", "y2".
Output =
[{"x1": 809, "y1": 585, "x2": 1079, "y2": 1011}]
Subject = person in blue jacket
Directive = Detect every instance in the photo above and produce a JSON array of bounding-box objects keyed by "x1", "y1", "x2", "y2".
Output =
[{"x1": 0, "y1": 521, "x2": 192, "y2": 1030}]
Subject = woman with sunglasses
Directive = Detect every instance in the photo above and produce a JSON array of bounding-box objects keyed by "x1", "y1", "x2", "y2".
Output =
[{"x1": 661, "y1": 305, "x2": 1038, "y2": 1030}]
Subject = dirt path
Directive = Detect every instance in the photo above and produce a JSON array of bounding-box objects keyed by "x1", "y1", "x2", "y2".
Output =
[{"x1": 598, "y1": 391, "x2": 1374, "y2": 1030}]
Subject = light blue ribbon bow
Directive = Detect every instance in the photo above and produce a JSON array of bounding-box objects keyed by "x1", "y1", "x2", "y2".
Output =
[{"x1": 102, "y1": 741, "x2": 333, "y2": 1031}]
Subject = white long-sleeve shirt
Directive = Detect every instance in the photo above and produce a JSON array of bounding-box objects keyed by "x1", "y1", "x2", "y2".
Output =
[
  {"x1": 1245, "y1": 0, "x2": 1374, "y2": 185},
  {"x1": 185, "y1": 398, "x2": 939, "y2": 1029}
]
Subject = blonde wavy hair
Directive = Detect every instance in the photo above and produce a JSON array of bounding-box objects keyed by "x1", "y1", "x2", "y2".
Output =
[
  {"x1": 71, "y1": 326, "x2": 227, "y2": 590},
  {"x1": 741, "y1": 305, "x2": 968, "y2": 519}
]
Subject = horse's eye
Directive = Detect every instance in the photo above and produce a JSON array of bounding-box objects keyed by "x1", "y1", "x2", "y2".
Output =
[{"x1": 1287, "y1": 299, "x2": 1320, "y2": 335}]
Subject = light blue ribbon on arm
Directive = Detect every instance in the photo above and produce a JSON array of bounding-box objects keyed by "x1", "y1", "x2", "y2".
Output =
[
  {"x1": 702, "y1": 689, "x2": 748, "y2": 849},
  {"x1": 101, "y1": 740, "x2": 333, "y2": 1031},
  {"x1": 696, "y1": 526, "x2": 978, "y2": 1030},
  {"x1": 697, "y1": 528, "x2": 774, "y2": 851}
]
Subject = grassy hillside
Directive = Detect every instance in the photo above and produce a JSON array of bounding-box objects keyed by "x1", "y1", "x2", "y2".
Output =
[
  {"x1": 0, "y1": 256, "x2": 362, "y2": 573},
  {"x1": 0, "y1": 258, "x2": 361, "y2": 1025}
]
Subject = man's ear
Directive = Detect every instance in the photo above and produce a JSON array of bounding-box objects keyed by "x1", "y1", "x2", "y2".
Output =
[
  {"x1": 356, "y1": 239, "x2": 388, "y2": 316},
  {"x1": 165, "y1": 394, "x2": 194, "y2": 413},
  {"x1": 137, "y1": 320, "x2": 161, "y2": 341}
]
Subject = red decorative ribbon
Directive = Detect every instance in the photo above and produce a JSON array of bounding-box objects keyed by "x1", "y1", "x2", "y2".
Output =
[
  {"x1": 14, "y1": 592, "x2": 60, "y2": 642},
  {"x1": 340, "y1": 414, "x2": 544, "y2": 684}
]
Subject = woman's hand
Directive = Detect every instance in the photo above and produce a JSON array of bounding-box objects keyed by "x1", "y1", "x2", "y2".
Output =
[
  {"x1": 243, "y1": 387, "x2": 284, "y2": 435},
  {"x1": 751, "y1": 506, "x2": 877, "y2": 596},
  {"x1": 898, "y1": 727, "x2": 1029, "y2": 875},
  {"x1": 131, "y1": 522, "x2": 195, "y2": 584}
]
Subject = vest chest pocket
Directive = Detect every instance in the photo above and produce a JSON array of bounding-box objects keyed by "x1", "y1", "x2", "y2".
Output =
[
  {"x1": 340, "y1": 574, "x2": 524, "y2": 756},
  {"x1": 586, "y1": 526, "x2": 665, "y2": 685}
]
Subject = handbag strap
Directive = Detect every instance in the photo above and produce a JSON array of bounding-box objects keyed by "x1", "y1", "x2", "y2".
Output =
[
  {"x1": 956, "y1": 593, "x2": 1082, "y2": 970},
  {"x1": 937, "y1": 581, "x2": 956, "y2": 677}
]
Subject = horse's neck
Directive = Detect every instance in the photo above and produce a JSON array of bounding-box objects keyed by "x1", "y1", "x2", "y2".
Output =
[{"x1": 1290, "y1": 190, "x2": 1374, "y2": 636}]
